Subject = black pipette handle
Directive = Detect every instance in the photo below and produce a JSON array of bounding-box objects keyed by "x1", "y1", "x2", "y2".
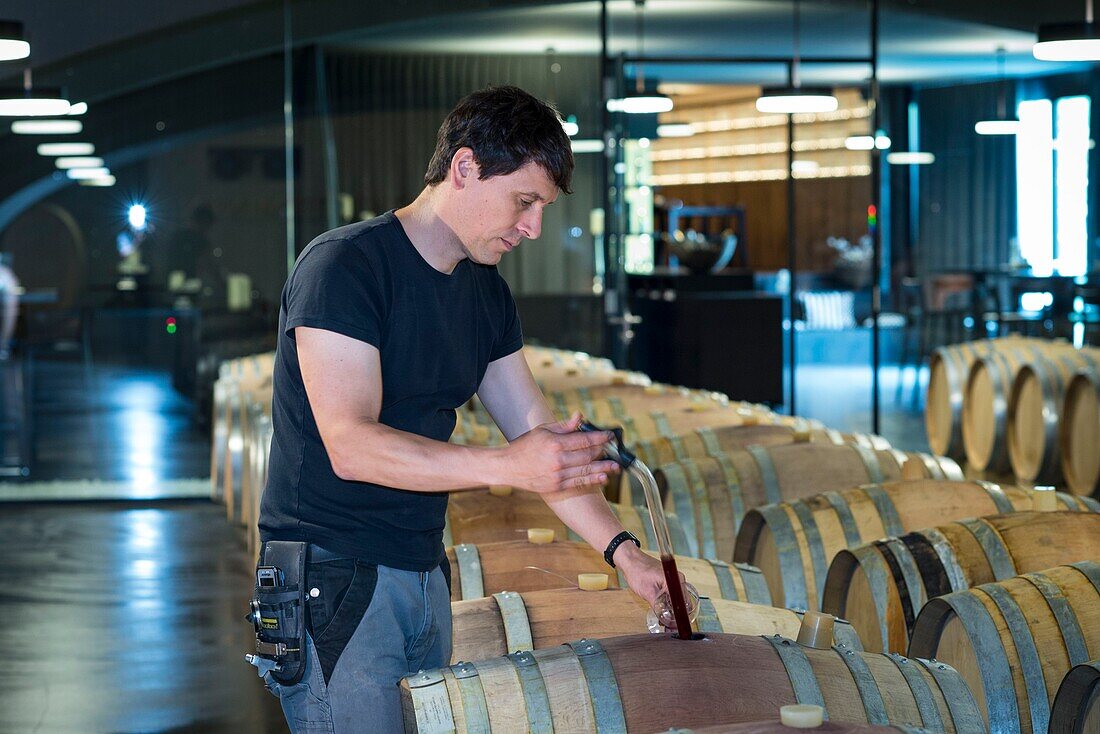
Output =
[{"x1": 579, "y1": 420, "x2": 637, "y2": 469}]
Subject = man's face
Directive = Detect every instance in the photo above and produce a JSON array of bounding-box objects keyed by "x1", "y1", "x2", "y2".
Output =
[{"x1": 456, "y1": 160, "x2": 560, "y2": 266}]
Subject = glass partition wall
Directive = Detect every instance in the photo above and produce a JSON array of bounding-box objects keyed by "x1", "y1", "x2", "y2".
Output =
[{"x1": 2, "y1": 0, "x2": 1091, "y2": 485}]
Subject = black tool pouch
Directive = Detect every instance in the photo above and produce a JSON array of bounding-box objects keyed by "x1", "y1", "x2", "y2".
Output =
[{"x1": 249, "y1": 541, "x2": 308, "y2": 686}]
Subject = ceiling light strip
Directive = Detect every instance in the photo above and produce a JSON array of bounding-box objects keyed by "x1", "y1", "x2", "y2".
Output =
[{"x1": 648, "y1": 165, "x2": 872, "y2": 186}]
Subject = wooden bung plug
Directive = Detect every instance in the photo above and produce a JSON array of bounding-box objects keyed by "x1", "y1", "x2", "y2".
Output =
[
  {"x1": 796, "y1": 611, "x2": 835, "y2": 650},
  {"x1": 527, "y1": 528, "x2": 555, "y2": 544},
  {"x1": 792, "y1": 428, "x2": 812, "y2": 443},
  {"x1": 578, "y1": 573, "x2": 609, "y2": 591},
  {"x1": 780, "y1": 704, "x2": 825, "y2": 728},
  {"x1": 488, "y1": 485, "x2": 513, "y2": 497},
  {"x1": 1032, "y1": 485, "x2": 1058, "y2": 511}
]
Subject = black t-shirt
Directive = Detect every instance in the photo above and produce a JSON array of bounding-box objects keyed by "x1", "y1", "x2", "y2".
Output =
[{"x1": 258, "y1": 211, "x2": 524, "y2": 570}]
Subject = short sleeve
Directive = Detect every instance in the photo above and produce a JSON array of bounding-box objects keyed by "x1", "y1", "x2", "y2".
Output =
[
  {"x1": 284, "y1": 239, "x2": 386, "y2": 348},
  {"x1": 490, "y1": 276, "x2": 524, "y2": 362}
]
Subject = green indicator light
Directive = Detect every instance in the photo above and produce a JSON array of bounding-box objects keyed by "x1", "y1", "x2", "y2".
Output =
[{"x1": 166, "y1": 324, "x2": 177, "y2": 334}]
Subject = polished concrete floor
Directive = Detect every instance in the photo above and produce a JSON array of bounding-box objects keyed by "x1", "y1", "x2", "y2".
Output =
[
  {"x1": 29, "y1": 361, "x2": 209, "y2": 484},
  {"x1": 0, "y1": 500, "x2": 288, "y2": 734}
]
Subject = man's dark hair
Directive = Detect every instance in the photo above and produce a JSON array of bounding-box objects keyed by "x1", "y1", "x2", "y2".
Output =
[{"x1": 424, "y1": 85, "x2": 574, "y2": 194}]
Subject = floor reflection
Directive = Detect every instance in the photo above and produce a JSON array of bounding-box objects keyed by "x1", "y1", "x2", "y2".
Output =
[
  {"x1": 10, "y1": 360, "x2": 208, "y2": 485},
  {"x1": 0, "y1": 502, "x2": 288, "y2": 734}
]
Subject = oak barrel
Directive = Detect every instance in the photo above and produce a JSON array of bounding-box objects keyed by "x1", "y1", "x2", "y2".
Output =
[
  {"x1": 641, "y1": 444, "x2": 962, "y2": 562},
  {"x1": 450, "y1": 587, "x2": 862, "y2": 663},
  {"x1": 963, "y1": 338, "x2": 1076, "y2": 473},
  {"x1": 1008, "y1": 348, "x2": 1100, "y2": 485},
  {"x1": 1049, "y1": 660, "x2": 1100, "y2": 734},
  {"x1": 733, "y1": 480, "x2": 1092, "y2": 613},
  {"x1": 443, "y1": 488, "x2": 695, "y2": 557},
  {"x1": 926, "y1": 339, "x2": 1030, "y2": 460},
  {"x1": 549, "y1": 389, "x2": 776, "y2": 447},
  {"x1": 445, "y1": 539, "x2": 771, "y2": 603},
  {"x1": 210, "y1": 354, "x2": 273, "y2": 518},
  {"x1": 401, "y1": 632, "x2": 984, "y2": 733},
  {"x1": 822, "y1": 511, "x2": 1100, "y2": 653},
  {"x1": 631, "y1": 423, "x2": 889, "y2": 473},
  {"x1": 1061, "y1": 368, "x2": 1100, "y2": 498},
  {"x1": 909, "y1": 562, "x2": 1100, "y2": 734}
]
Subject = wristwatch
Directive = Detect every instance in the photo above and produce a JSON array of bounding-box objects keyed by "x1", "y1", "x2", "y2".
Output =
[{"x1": 603, "y1": 530, "x2": 641, "y2": 568}]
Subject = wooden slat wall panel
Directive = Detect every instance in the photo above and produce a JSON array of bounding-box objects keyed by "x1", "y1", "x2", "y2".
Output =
[{"x1": 659, "y1": 177, "x2": 874, "y2": 272}]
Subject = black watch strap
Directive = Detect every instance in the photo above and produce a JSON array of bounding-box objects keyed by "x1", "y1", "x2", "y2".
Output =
[{"x1": 603, "y1": 531, "x2": 641, "y2": 568}]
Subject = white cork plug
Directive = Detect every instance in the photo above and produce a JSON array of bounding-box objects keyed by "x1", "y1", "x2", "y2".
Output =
[{"x1": 780, "y1": 704, "x2": 825, "y2": 728}]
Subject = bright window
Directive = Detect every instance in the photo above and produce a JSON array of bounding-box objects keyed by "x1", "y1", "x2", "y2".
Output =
[
  {"x1": 1016, "y1": 95, "x2": 1090, "y2": 276},
  {"x1": 1055, "y1": 96, "x2": 1090, "y2": 276}
]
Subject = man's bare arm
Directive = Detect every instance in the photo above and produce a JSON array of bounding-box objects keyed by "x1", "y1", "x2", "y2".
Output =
[
  {"x1": 477, "y1": 351, "x2": 670, "y2": 605},
  {"x1": 297, "y1": 327, "x2": 613, "y2": 493}
]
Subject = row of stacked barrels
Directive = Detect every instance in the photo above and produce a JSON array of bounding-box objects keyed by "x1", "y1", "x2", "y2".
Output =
[
  {"x1": 925, "y1": 335, "x2": 1100, "y2": 496},
  {"x1": 210, "y1": 344, "x2": 1099, "y2": 732}
]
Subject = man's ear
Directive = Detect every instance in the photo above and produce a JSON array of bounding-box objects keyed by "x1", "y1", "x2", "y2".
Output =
[{"x1": 449, "y1": 147, "x2": 478, "y2": 189}]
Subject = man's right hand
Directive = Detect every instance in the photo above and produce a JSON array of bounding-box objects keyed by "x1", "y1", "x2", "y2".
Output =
[{"x1": 496, "y1": 412, "x2": 620, "y2": 494}]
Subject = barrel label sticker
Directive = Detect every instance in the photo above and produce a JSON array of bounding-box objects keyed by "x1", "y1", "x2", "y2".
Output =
[{"x1": 412, "y1": 682, "x2": 457, "y2": 733}]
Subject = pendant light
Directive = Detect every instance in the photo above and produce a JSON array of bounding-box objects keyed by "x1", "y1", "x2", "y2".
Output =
[
  {"x1": 0, "y1": 70, "x2": 70, "y2": 117},
  {"x1": 606, "y1": 0, "x2": 674, "y2": 114},
  {"x1": 975, "y1": 47, "x2": 1019, "y2": 135},
  {"x1": 37, "y1": 142, "x2": 95, "y2": 156},
  {"x1": 1035, "y1": 0, "x2": 1100, "y2": 61},
  {"x1": 55, "y1": 156, "x2": 105, "y2": 170},
  {"x1": 12, "y1": 119, "x2": 82, "y2": 134},
  {"x1": 757, "y1": 0, "x2": 838, "y2": 114},
  {"x1": 0, "y1": 21, "x2": 29, "y2": 61}
]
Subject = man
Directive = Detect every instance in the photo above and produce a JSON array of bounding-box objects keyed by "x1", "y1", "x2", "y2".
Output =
[{"x1": 255, "y1": 85, "x2": 670, "y2": 732}]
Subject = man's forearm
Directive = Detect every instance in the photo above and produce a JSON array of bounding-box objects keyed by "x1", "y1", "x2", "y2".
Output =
[
  {"x1": 543, "y1": 490, "x2": 627, "y2": 557},
  {"x1": 326, "y1": 419, "x2": 507, "y2": 491}
]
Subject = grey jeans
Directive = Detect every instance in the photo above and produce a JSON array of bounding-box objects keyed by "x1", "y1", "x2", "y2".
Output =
[{"x1": 259, "y1": 562, "x2": 452, "y2": 734}]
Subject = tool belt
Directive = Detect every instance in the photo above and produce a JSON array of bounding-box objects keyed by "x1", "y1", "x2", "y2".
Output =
[{"x1": 247, "y1": 541, "x2": 308, "y2": 685}]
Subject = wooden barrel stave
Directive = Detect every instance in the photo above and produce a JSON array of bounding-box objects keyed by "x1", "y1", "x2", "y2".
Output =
[
  {"x1": 963, "y1": 340, "x2": 1079, "y2": 474},
  {"x1": 1061, "y1": 368, "x2": 1100, "y2": 498},
  {"x1": 1008, "y1": 349, "x2": 1100, "y2": 484},
  {"x1": 1049, "y1": 660, "x2": 1100, "y2": 734},
  {"x1": 443, "y1": 488, "x2": 695, "y2": 557},
  {"x1": 402, "y1": 632, "x2": 984, "y2": 733},
  {"x1": 926, "y1": 339, "x2": 1031, "y2": 459},
  {"x1": 450, "y1": 587, "x2": 860, "y2": 663},
  {"x1": 909, "y1": 562, "x2": 1100, "y2": 734},
  {"x1": 733, "y1": 480, "x2": 1055, "y2": 612},
  {"x1": 630, "y1": 423, "x2": 893, "y2": 480},
  {"x1": 444, "y1": 539, "x2": 770, "y2": 603},
  {"x1": 649, "y1": 445, "x2": 961, "y2": 565},
  {"x1": 822, "y1": 511, "x2": 1100, "y2": 654}
]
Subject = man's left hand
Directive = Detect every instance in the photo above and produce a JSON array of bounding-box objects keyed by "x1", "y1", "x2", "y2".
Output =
[{"x1": 614, "y1": 543, "x2": 683, "y2": 609}]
